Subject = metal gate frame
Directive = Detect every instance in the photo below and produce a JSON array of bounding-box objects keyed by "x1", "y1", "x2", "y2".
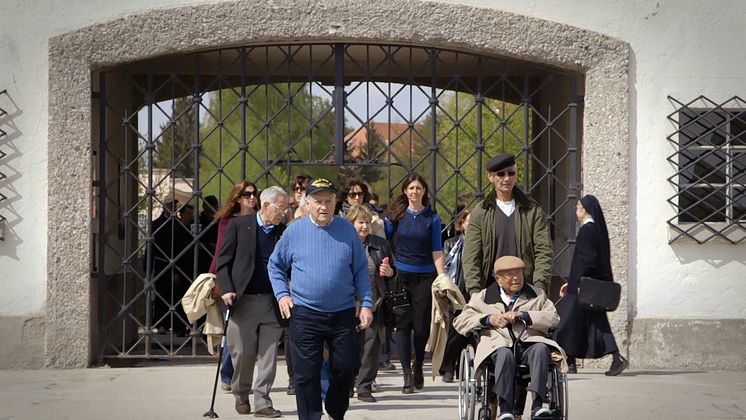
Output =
[{"x1": 94, "y1": 42, "x2": 583, "y2": 359}]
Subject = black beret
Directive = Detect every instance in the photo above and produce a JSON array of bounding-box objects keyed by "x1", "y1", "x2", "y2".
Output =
[{"x1": 486, "y1": 153, "x2": 516, "y2": 172}]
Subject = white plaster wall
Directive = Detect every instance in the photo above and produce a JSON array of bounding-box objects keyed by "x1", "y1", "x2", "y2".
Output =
[{"x1": 1, "y1": 0, "x2": 744, "y2": 319}]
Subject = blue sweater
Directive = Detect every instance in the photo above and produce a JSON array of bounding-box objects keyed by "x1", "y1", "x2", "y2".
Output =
[
  {"x1": 385, "y1": 208, "x2": 443, "y2": 273},
  {"x1": 268, "y1": 216, "x2": 373, "y2": 312}
]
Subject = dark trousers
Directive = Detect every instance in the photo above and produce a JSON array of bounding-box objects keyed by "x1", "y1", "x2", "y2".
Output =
[
  {"x1": 395, "y1": 270, "x2": 436, "y2": 369},
  {"x1": 492, "y1": 343, "x2": 549, "y2": 411},
  {"x1": 283, "y1": 328, "x2": 294, "y2": 383},
  {"x1": 290, "y1": 306, "x2": 358, "y2": 420},
  {"x1": 355, "y1": 319, "x2": 381, "y2": 393},
  {"x1": 440, "y1": 312, "x2": 469, "y2": 374}
]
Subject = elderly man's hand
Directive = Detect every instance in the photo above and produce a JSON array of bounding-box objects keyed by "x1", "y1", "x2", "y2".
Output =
[
  {"x1": 358, "y1": 307, "x2": 373, "y2": 330},
  {"x1": 278, "y1": 296, "x2": 294, "y2": 319},
  {"x1": 221, "y1": 292, "x2": 236, "y2": 307},
  {"x1": 488, "y1": 311, "x2": 521, "y2": 328}
]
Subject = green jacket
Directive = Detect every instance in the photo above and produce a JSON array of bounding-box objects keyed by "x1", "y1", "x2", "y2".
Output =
[{"x1": 462, "y1": 187, "x2": 553, "y2": 296}]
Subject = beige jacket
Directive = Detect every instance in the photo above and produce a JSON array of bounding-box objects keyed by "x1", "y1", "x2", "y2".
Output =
[
  {"x1": 453, "y1": 282, "x2": 567, "y2": 372},
  {"x1": 426, "y1": 273, "x2": 467, "y2": 378},
  {"x1": 181, "y1": 273, "x2": 223, "y2": 354}
]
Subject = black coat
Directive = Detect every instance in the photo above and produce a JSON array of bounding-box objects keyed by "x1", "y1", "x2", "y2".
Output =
[
  {"x1": 555, "y1": 221, "x2": 618, "y2": 358},
  {"x1": 366, "y1": 234, "x2": 396, "y2": 310},
  {"x1": 216, "y1": 214, "x2": 285, "y2": 299}
]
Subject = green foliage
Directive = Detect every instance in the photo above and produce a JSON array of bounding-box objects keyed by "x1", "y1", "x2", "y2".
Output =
[
  {"x1": 198, "y1": 84, "x2": 339, "y2": 202},
  {"x1": 432, "y1": 92, "x2": 530, "y2": 219},
  {"x1": 154, "y1": 97, "x2": 198, "y2": 178}
]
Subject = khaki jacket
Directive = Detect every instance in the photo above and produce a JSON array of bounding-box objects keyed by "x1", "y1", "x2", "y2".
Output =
[
  {"x1": 453, "y1": 282, "x2": 567, "y2": 372},
  {"x1": 426, "y1": 273, "x2": 467, "y2": 378},
  {"x1": 181, "y1": 273, "x2": 223, "y2": 354},
  {"x1": 462, "y1": 187, "x2": 553, "y2": 295}
]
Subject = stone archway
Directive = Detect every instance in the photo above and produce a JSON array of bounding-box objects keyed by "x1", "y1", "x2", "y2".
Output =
[{"x1": 47, "y1": 0, "x2": 629, "y2": 367}]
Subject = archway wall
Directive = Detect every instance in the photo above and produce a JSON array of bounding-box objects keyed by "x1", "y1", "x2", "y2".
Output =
[{"x1": 47, "y1": 0, "x2": 629, "y2": 367}]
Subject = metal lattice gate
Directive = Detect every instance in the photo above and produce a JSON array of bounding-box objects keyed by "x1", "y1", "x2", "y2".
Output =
[{"x1": 92, "y1": 43, "x2": 583, "y2": 360}]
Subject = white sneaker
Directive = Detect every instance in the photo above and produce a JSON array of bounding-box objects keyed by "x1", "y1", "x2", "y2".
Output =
[{"x1": 498, "y1": 413, "x2": 515, "y2": 420}]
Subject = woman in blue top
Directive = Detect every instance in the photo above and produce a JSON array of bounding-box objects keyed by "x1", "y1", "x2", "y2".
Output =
[{"x1": 384, "y1": 173, "x2": 446, "y2": 393}]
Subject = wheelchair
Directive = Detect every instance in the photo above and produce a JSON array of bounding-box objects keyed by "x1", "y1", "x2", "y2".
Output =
[{"x1": 458, "y1": 318, "x2": 568, "y2": 420}]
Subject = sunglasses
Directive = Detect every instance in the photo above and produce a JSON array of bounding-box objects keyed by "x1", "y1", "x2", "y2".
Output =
[
  {"x1": 494, "y1": 170, "x2": 517, "y2": 178},
  {"x1": 348, "y1": 192, "x2": 364, "y2": 198},
  {"x1": 292, "y1": 186, "x2": 305, "y2": 192},
  {"x1": 241, "y1": 190, "x2": 257, "y2": 198}
]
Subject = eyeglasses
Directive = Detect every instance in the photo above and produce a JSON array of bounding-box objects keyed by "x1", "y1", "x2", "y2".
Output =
[
  {"x1": 241, "y1": 190, "x2": 257, "y2": 198},
  {"x1": 348, "y1": 192, "x2": 364, "y2": 198},
  {"x1": 270, "y1": 203, "x2": 287, "y2": 213},
  {"x1": 494, "y1": 170, "x2": 517, "y2": 178},
  {"x1": 292, "y1": 186, "x2": 305, "y2": 192}
]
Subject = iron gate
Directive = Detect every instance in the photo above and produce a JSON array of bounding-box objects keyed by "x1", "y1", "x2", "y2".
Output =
[{"x1": 93, "y1": 43, "x2": 583, "y2": 360}]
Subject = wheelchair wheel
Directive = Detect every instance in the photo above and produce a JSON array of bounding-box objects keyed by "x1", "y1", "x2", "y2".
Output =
[
  {"x1": 549, "y1": 365, "x2": 569, "y2": 420},
  {"x1": 458, "y1": 345, "x2": 477, "y2": 420}
]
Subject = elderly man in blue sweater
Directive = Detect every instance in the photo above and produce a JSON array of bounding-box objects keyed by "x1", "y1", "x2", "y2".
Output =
[{"x1": 269, "y1": 178, "x2": 373, "y2": 420}]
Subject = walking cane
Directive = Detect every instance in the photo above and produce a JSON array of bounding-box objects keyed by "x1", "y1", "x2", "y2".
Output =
[{"x1": 204, "y1": 306, "x2": 231, "y2": 418}]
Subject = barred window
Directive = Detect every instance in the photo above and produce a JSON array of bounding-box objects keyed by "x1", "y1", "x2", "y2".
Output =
[{"x1": 667, "y1": 96, "x2": 746, "y2": 244}]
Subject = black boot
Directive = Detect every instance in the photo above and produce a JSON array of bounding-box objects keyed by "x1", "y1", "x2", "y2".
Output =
[
  {"x1": 413, "y1": 362, "x2": 424, "y2": 390},
  {"x1": 567, "y1": 357, "x2": 577, "y2": 374},
  {"x1": 605, "y1": 352, "x2": 629, "y2": 376},
  {"x1": 402, "y1": 368, "x2": 414, "y2": 394}
]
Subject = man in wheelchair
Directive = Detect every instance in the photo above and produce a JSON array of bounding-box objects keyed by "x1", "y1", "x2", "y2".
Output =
[{"x1": 454, "y1": 256, "x2": 567, "y2": 420}]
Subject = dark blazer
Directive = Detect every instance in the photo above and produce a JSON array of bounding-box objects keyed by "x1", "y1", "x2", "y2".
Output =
[
  {"x1": 216, "y1": 214, "x2": 285, "y2": 299},
  {"x1": 366, "y1": 234, "x2": 396, "y2": 309}
]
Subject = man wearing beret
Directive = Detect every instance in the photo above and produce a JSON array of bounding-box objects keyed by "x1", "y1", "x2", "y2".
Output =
[
  {"x1": 269, "y1": 178, "x2": 373, "y2": 420},
  {"x1": 462, "y1": 153, "x2": 553, "y2": 296},
  {"x1": 453, "y1": 256, "x2": 565, "y2": 419}
]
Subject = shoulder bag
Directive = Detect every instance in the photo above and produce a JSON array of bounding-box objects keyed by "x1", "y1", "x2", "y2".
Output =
[{"x1": 577, "y1": 276, "x2": 621, "y2": 312}]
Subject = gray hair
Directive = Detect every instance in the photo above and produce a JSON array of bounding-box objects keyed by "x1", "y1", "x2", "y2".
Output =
[{"x1": 260, "y1": 186, "x2": 288, "y2": 206}]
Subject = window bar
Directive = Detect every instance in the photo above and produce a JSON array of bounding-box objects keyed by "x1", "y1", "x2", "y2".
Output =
[
  {"x1": 430, "y1": 49, "x2": 438, "y2": 203},
  {"x1": 334, "y1": 44, "x2": 345, "y2": 165},
  {"x1": 523, "y1": 73, "x2": 531, "y2": 192},
  {"x1": 568, "y1": 76, "x2": 579, "y2": 238},
  {"x1": 476, "y1": 56, "x2": 484, "y2": 196},
  {"x1": 191, "y1": 56, "x2": 202, "y2": 356},
  {"x1": 97, "y1": 72, "x2": 108, "y2": 360},
  {"x1": 240, "y1": 47, "x2": 248, "y2": 180},
  {"x1": 144, "y1": 70, "x2": 155, "y2": 357}
]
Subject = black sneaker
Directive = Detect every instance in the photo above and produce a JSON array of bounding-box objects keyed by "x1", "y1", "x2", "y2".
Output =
[
  {"x1": 442, "y1": 371, "x2": 455, "y2": 383},
  {"x1": 357, "y1": 391, "x2": 376, "y2": 403},
  {"x1": 567, "y1": 362, "x2": 577, "y2": 374},
  {"x1": 378, "y1": 362, "x2": 396, "y2": 371}
]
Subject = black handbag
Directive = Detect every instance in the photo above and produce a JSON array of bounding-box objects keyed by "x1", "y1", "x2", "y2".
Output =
[
  {"x1": 383, "y1": 276, "x2": 413, "y2": 329},
  {"x1": 577, "y1": 276, "x2": 621, "y2": 312}
]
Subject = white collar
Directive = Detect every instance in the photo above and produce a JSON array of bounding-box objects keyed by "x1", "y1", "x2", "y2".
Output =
[
  {"x1": 495, "y1": 198, "x2": 516, "y2": 217},
  {"x1": 582, "y1": 217, "x2": 595, "y2": 226}
]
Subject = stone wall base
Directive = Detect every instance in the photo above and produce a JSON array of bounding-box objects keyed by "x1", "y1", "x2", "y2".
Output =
[
  {"x1": 0, "y1": 315, "x2": 45, "y2": 370},
  {"x1": 627, "y1": 318, "x2": 746, "y2": 370}
]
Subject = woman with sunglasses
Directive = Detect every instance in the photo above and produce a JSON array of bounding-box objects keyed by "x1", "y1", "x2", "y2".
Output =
[
  {"x1": 336, "y1": 180, "x2": 385, "y2": 238},
  {"x1": 208, "y1": 180, "x2": 260, "y2": 392},
  {"x1": 383, "y1": 173, "x2": 446, "y2": 393},
  {"x1": 287, "y1": 173, "x2": 312, "y2": 222}
]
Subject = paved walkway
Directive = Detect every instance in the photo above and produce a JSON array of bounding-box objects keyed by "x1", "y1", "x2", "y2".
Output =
[{"x1": 1, "y1": 361, "x2": 745, "y2": 419}]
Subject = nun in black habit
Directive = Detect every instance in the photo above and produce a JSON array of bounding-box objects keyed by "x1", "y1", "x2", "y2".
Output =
[{"x1": 556, "y1": 195, "x2": 628, "y2": 376}]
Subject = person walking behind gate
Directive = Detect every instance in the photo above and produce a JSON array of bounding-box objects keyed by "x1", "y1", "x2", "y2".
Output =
[
  {"x1": 383, "y1": 173, "x2": 446, "y2": 393},
  {"x1": 462, "y1": 153, "x2": 553, "y2": 296},
  {"x1": 216, "y1": 186, "x2": 287, "y2": 417},
  {"x1": 269, "y1": 178, "x2": 373, "y2": 420},
  {"x1": 556, "y1": 195, "x2": 628, "y2": 376},
  {"x1": 210, "y1": 180, "x2": 261, "y2": 392}
]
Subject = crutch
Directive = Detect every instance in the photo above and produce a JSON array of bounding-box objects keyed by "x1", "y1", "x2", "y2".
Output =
[{"x1": 204, "y1": 306, "x2": 232, "y2": 418}]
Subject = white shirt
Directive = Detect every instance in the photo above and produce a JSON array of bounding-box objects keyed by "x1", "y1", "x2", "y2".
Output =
[
  {"x1": 582, "y1": 217, "x2": 595, "y2": 226},
  {"x1": 496, "y1": 198, "x2": 516, "y2": 217}
]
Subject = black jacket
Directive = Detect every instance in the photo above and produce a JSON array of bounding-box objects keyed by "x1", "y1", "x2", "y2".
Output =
[
  {"x1": 366, "y1": 234, "x2": 396, "y2": 310},
  {"x1": 216, "y1": 214, "x2": 285, "y2": 299}
]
